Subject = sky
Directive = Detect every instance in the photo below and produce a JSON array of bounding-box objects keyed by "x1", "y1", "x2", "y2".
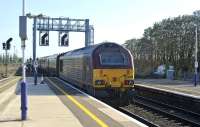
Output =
[{"x1": 0, "y1": 0, "x2": 200, "y2": 58}]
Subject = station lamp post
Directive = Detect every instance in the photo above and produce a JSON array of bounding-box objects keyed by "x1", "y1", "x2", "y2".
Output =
[{"x1": 19, "y1": 0, "x2": 27, "y2": 120}]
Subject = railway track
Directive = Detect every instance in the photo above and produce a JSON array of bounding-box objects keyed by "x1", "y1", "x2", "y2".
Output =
[
  {"x1": 130, "y1": 95, "x2": 200, "y2": 127},
  {"x1": 0, "y1": 77, "x2": 20, "y2": 93},
  {"x1": 132, "y1": 85, "x2": 200, "y2": 126},
  {"x1": 118, "y1": 107, "x2": 160, "y2": 127},
  {"x1": 102, "y1": 97, "x2": 180, "y2": 127},
  {"x1": 102, "y1": 88, "x2": 200, "y2": 127}
]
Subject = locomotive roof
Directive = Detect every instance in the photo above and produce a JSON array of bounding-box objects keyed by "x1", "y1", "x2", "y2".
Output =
[
  {"x1": 62, "y1": 42, "x2": 122, "y2": 56},
  {"x1": 40, "y1": 42, "x2": 126, "y2": 59}
]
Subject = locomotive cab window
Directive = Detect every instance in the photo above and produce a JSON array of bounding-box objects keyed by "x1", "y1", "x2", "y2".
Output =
[{"x1": 99, "y1": 52, "x2": 128, "y2": 66}]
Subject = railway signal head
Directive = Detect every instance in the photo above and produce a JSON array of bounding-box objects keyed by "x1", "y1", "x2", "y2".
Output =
[
  {"x1": 40, "y1": 32, "x2": 49, "y2": 46},
  {"x1": 3, "y1": 37, "x2": 12, "y2": 50},
  {"x1": 61, "y1": 33, "x2": 69, "y2": 46},
  {"x1": 2, "y1": 43, "x2": 6, "y2": 50},
  {"x1": 6, "y1": 41, "x2": 11, "y2": 50},
  {"x1": 59, "y1": 33, "x2": 69, "y2": 46},
  {"x1": 6, "y1": 37, "x2": 13, "y2": 44}
]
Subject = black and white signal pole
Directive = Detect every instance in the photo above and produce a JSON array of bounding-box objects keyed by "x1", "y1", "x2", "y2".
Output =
[
  {"x1": 2, "y1": 38, "x2": 12, "y2": 77},
  {"x1": 5, "y1": 43, "x2": 8, "y2": 77},
  {"x1": 2, "y1": 42, "x2": 8, "y2": 77}
]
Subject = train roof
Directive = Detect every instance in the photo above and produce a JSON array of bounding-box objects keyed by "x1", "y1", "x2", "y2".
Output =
[
  {"x1": 62, "y1": 42, "x2": 123, "y2": 56},
  {"x1": 40, "y1": 42, "x2": 128, "y2": 59},
  {"x1": 40, "y1": 54, "x2": 58, "y2": 59}
]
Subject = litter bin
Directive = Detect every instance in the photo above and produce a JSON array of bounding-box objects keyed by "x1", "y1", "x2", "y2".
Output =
[{"x1": 166, "y1": 66, "x2": 174, "y2": 80}]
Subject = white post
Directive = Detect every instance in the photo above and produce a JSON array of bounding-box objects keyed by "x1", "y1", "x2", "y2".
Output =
[
  {"x1": 22, "y1": 0, "x2": 26, "y2": 82},
  {"x1": 22, "y1": 0, "x2": 25, "y2": 16},
  {"x1": 22, "y1": 40, "x2": 26, "y2": 82},
  {"x1": 195, "y1": 25, "x2": 198, "y2": 86}
]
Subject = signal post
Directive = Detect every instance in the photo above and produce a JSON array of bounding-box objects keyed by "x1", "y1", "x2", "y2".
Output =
[
  {"x1": 2, "y1": 38, "x2": 12, "y2": 77},
  {"x1": 26, "y1": 14, "x2": 94, "y2": 85}
]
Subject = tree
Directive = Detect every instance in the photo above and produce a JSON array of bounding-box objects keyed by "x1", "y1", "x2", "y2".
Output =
[{"x1": 124, "y1": 11, "x2": 200, "y2": 78}]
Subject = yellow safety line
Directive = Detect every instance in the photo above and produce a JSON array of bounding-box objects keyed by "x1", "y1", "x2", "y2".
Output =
[
  {"x1": 0, "y1": 77, "x2": 20, "y2": 89},
  {"x1": 47, "y1": 78, "x2": 109, "y2": 127}
]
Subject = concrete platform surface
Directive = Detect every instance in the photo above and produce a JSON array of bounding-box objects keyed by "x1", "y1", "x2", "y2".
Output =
[
  {"x1": 0, "y1": 77, "x2": 83, "y2": 127},
  {"x1": 135, "y1": 78, "x2": 200, "y2": 96},
  {"x1": 47, "y1": 77, "x2": 147, "y2": 127},
  {"x1": 0, "y1": 77, "x2": 147, "y2": 127},
  {"x1": 0, "y1": 76, "x2": 20, "y2": 114}
]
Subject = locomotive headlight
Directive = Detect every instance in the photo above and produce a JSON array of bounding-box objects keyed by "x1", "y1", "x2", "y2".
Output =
[
  {"x1": 124, "y1": 80, "x2": 134, "y2": 85},
  {"x1": 95, "y1": 80, "x2": 105, "y2": 85}
]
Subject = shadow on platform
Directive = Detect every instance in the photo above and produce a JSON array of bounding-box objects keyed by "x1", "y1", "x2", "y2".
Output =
[
  {"x1": 15, "y1": 77, "x2": 85, "y2": 97},
  {"x1": 0, "y1": 118, "x2": 21, "y2": 123}
]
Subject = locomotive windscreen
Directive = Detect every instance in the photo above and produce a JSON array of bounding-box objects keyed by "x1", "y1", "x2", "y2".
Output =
[
  {"x1": 99, "y1": 52, "x2": 128, "y2": 66},
  {"x1": 93, "y1": 43, "x2": 132, "y2": 68}
]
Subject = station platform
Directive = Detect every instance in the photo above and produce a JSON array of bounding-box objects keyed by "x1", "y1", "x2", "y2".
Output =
[
  {"x1": 0, "y1": 77, "x2": 146, "y2": 127},
  {"x1": 135, "y1": 78, "x2": 200, "y2": 97},
  {"x1": 0, "y1": 76, "x2": 21, "y2": 112}
]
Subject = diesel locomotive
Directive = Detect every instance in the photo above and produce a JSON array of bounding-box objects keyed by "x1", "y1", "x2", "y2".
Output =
[{"x1": 39, "y1": 42, "x2": 134, "y2": 97}]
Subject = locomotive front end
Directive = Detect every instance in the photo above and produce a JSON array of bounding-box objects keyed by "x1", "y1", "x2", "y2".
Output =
[{"x1": 92, "y1": 43, "x2": 134, "y2": 94}]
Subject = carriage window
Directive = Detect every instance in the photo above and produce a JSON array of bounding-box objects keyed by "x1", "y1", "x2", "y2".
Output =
[
  {"x1": 60, "y1": 60, "x2": 63, "y2": 72},
  {"x1": 100, "y1": 52, "x2": 128, "y2": 65}
]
